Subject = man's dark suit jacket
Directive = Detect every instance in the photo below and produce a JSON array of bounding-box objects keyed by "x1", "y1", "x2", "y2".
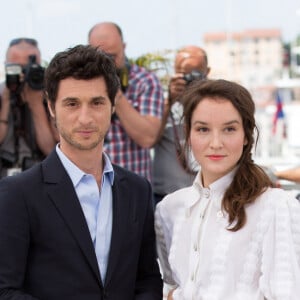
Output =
[{"x1": 0, "y1": 150, "x2": 162, "y2": 299}]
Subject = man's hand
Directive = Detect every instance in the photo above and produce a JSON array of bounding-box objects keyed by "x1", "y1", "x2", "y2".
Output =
[
  {"x1": 21, "y1": 83, "x2": 44, "y2": 108},
  {"x1": 168, "y1": 74, "x2": 187, "y2": 106},
  {"x1": 1, "y1": 87, "x2": 10, "y2": 110},
  {"x1": 113, "y1": 88, "x2": 162, "y2": 148},
  {"x1": 0, "y1": 87, "x2": 11, "y2": 143},
  {"x1": 167, "y1": 288, "x2": 175, "y2": 300},
  {"x1": 115, "y1": 89, "x2": 124, "y2": 106},
  {"x1": 20, "y1": 83, "x2": 57, "y2": 155}
]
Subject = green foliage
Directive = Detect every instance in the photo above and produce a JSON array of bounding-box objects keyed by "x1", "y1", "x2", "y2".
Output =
[{"x1": 129, "y1": 49, "x2": 175, "y2": 91}]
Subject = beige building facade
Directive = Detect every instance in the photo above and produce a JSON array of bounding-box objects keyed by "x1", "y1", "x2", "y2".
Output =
[{"x1": 203, "y1": 29, "x2": 283, "y2": 89}]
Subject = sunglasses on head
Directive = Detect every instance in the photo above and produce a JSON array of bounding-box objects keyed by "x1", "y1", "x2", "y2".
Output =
[{"x1": 9, "y1": 38, "x2": 38, "y2": 47}]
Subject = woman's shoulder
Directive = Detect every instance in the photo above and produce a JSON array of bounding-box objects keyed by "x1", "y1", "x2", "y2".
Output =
[
  {"x1": 260, "y1": 187, "x2": 299, "y2": 205},
  {"x1": 155, "y1": 186, "x2": 195, "y2": 221},
  {"x1": 158, "y1": 186, "x2": 195, "y2": 208},
  {"x1": 257, "y1": 187, "x2": 300, "y2": 220}
]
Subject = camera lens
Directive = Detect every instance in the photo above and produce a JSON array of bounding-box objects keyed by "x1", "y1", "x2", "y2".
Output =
[
  {"x1": 22, "y1": 55, "x2": 45, "y2": 90},
  {"x1": 183, "y1": 70, "x2": 205, "y2": 84},
  {"x1": 26, "y1": 66, "x2": 45, "y2": 90}
]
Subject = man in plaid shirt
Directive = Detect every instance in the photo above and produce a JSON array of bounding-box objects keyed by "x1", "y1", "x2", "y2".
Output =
[{"x1": 89, "y1": 22, "x2": 164, "y2": 181}]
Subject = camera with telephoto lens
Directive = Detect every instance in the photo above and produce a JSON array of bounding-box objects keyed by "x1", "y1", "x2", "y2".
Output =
[
  {"x1": 183, "y1": 70, "x2": 206, "y2": 84},
  {"x1": 5, "y1": 54, "x2": 45, "y2": 93}
]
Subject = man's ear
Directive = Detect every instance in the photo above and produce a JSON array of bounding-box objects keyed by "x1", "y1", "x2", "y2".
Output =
[
  {"x1": 47, "y1": 97, "x2": 55, "y2": 118},
  {"x1": 205, "y1": 67, "x2": 211, "y2": 77}
]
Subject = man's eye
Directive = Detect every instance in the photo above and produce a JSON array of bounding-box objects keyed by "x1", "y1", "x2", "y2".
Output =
[
  {"x1": 93, "y1": 99, "x2": 106, "y2": 106},
  {"x1": 66, "y1": 102, "x2": 77, "y2": 107}
]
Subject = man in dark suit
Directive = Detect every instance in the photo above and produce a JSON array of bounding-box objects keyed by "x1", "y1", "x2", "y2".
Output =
[{"x1": 0, "y1": 45, "x2": 162, "y2": 299}]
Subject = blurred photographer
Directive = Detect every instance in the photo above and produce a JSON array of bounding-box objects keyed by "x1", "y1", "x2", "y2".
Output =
[
  {"x1": 88, "y1": 22, "x2": 164, "y2": 181},
  {"x1": 152, "y1": 46, "x2": 210, "y2": 204},
  {"x1": 0, "y1": 38, "x2": 57, "y2": 178}
]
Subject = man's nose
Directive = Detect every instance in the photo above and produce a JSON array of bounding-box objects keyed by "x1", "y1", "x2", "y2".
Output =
[{"x1": 78, "y1": 106, "x2": 93, "y2": 124}]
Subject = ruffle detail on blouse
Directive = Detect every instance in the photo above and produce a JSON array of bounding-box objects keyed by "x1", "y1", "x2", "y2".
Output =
[
  {"x1": 260, "y1": 190, "x2": 300, "y2": 300},
  {"x1": 155, "y1": 205, "x2": 176, "y2": 286},
  {"x1": 290, "y1": 196, "x2": 300, "y2": 267},
  {"x1": 167, "y1": 205, "x2": 187, "y2": 285},
  {"x1": 236, "y1": 197, "x2": 273, "y2": 298},
  {"x1": 200, "y1": 226, "x2": 232, "y2": 299}
]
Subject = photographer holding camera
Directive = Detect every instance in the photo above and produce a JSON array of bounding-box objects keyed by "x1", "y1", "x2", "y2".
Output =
[
  {"x1": 152, "y1": 45, "x2": 210, "y2": 204},
  {"x1": 0, "y1": 38, "x2": 57, "y2": 178},
  {"x1": 88, "y1": 22, "x2": 164, "y2": 182}
]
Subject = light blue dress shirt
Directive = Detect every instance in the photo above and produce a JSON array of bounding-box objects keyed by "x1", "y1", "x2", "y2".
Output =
[{"x1": 56, "y1": 145, "x2": 114, "y2": 282}]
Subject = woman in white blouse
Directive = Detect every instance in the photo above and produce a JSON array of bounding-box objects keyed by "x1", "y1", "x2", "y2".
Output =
[{"x1": 155, "y1": 79, "x2": 300, "y2": 300}]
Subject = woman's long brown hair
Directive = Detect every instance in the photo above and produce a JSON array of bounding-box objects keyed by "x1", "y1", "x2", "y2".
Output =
[{"x1": 180, "y1": 79, "x2": 273, "y2": 231}]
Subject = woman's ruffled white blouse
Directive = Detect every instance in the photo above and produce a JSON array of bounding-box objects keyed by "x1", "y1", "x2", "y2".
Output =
[{"x1": 155, "y1": 170, "x2": 300, "y2": 300}]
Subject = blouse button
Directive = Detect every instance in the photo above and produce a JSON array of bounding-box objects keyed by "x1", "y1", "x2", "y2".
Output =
[
  {"x1": 193, "y1": 243, "x2": 198, "y2": 251},
  {"x1": 203, "y1": 189, "x2": 210, "y2": 198},
  {"x1": 217, "y1": 210, "x2": 224, "y2": 219}
]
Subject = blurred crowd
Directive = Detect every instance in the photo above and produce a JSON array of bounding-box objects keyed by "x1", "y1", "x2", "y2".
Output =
[
  {"x1": 0, "y1": 21, "x2": 300, "y2": 300},
  {"x1": 1, "y1": 25, "x2": 299, "y2": 193}
]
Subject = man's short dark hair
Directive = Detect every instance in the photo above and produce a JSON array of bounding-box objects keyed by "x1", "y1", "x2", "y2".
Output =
[{"x1": 44, "y1": 44, "x2": 120, "y2": 105}]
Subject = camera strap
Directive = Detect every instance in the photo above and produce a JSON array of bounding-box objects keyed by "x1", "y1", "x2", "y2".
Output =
[
  {"x1": 10, "y1": 97, "x2": 40, "y2": 163},
  {"x1": 24, "y1": 104, "x2": 38, "y2": 154},
  {"x1": 169, "y1": 110, "x2": 182, "y2": 155},
  {"x1": 169, "y1": 109, "x2": 196, "y2": 175},
  {"x1": 10, "y1": 93, "x2": 23, "y2": 164}
]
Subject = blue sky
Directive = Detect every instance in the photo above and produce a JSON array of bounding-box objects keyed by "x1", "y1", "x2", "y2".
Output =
[{"x1": 1, "y1": 0, "x2": 300, "y2": 64}]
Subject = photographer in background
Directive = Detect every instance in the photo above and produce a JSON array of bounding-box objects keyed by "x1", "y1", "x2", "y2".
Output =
[
  {"x1": 0, "y1": 38, "x2": 57, "y2": 178},
  {"x1": 152, "y1": 45, "x2": 210, "y2": 205},
  {"x1": 88, "y1": 22, "x2": 164, "y2": 181}
]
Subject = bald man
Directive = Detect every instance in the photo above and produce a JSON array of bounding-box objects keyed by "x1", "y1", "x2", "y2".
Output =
[
  {"x1": 88, "y1": 22, "x2": 164, "y2": 181},
  {"x1": 170, "y1": 45, "x2": 210, "y2": 103},
  {"x1": 0, "y1": 38, "x2": 57, "y2": 178},
  {"x1": 152, "y1": 46, "x2": 210, "y2": 204}
]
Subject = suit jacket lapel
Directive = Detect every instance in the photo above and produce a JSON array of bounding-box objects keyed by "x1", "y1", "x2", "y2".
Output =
[
  {"x1": 104, "y1": 169, "x2": 129, "y2": 286},
  {"x1": 42, "y1": 150, "x2": 102, "y2": 286}
]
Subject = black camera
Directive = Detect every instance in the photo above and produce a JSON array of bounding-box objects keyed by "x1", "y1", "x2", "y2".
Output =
[
  {"x1": 23, "y1": 55, "x2": 45, "y2": 90},
  {"x1": 183, "y1": 70, "x2": 206, "y2": 84},
  {"x1": 116, "y1": 58, "x2": 131, "y2": 92},
  {"x1": 5, "y1": 64, "x2": 22, "y2": 93},
  {"x1": 5, "y1": 55, "x2": 45, "y2": 92},
  {"x1": 117, "y1": 66, "x2": 129, "y2": 92}
]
